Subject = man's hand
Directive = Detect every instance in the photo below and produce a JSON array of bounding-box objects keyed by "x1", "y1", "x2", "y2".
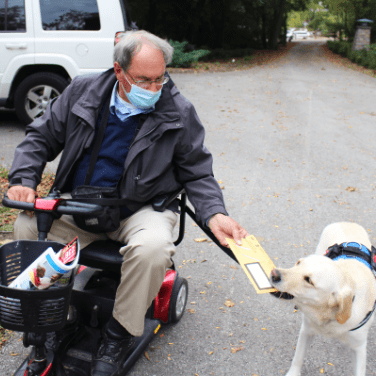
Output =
[
  {"x1": 208, "y1": 213, "x2": 249, "y2": 248},
  {"x1": 7, "y1": 186, "x2": 37, "y2": 203},
  {"x1": 7, "y1": 186, "x2": 37, "y2": 218}
]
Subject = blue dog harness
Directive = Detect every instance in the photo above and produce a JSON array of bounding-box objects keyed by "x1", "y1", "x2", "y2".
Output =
[{"x1": 325, "y1": 242, "x2": 376, "y2": 331}]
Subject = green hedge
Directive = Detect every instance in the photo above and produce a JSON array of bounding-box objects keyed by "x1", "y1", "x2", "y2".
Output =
[
  {"x1": 169, "y1": 40, "x2": 210, "y2": 68},
  {"x1": 327, "y1": 40, "x2": 376, "y2": 70},
  {"x1": 198, "y1": 48, "x2": 255, "y2": 61},
  {"x1": 168, "y1": 40, "x2": 255, "y2": 67}
]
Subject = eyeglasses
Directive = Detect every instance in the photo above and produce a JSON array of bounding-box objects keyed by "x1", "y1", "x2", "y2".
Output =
[{"x1": 125, "y1": 70, "x2": 169, "y2": 89}]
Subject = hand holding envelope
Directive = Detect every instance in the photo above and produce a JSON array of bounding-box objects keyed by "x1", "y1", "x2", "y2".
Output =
[{"x1": 226, "y1": 235, "x2": 277, "y2": 294}]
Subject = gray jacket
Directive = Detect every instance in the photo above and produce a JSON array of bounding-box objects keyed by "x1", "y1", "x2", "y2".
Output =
[{"x1": 8, "y1": 69, "x2": 227, "y2": 225}]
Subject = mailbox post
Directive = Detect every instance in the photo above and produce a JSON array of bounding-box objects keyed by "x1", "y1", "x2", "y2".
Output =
[{"x1": 352, "y1": 19, "x2": 373, "y2": 51}]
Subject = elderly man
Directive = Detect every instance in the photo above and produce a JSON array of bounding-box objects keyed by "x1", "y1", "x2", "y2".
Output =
[{"x1": 7, "y1": 30, "x2": 248, "y2": 376}]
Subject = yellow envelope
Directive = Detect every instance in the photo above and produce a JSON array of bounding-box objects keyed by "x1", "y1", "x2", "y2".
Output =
[{"x1": 226, "y1": 235, "x2": 277, "y2": 294}]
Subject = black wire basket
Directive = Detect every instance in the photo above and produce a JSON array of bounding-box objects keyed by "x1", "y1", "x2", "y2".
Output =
[{"x1": 0, "y1": 240, "x2": 74, "y2": 333}]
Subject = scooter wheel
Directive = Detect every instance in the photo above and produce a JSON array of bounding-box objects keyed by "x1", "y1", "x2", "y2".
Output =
[{"x1": 168, "y1": 276, "x2": 188, "y2": 323}]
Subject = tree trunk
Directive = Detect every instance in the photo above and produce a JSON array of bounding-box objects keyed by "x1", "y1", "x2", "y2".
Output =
[
  {"x1": 261, "y1": 5, "x2": 267, "y2": 49},
  {"x1": 270, "y1": 0, "x2": 287, "y2": 50},
  {"x1": 146, "y1": 0, "x2": 157, "y2": 34},
  {"x1": 281, "y1": 14, "x2": 287, "y2": 46}
]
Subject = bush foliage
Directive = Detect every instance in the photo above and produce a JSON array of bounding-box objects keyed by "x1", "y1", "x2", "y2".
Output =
[
  {"x1": 327, "y1": 40, "x2": 376, "y2": 70},
  {"x1": 169, "y1": 40, "x2": 210, "y2": 68},
  {"x1": 168, "y1": 40, "x2": 255, "y2": 68}
]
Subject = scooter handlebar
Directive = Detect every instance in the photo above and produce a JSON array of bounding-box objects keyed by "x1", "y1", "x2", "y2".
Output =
[{"x1": 2, "y1": 196, "x2": 103, "y2": 216}]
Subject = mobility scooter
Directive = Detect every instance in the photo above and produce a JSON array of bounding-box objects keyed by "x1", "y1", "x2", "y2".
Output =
[{"x1": 0, "y1": 190, "x2": 236, "y2": 376}]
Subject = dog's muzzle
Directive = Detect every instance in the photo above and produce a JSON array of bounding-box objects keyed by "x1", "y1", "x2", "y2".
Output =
[{"x1": 269, "y1": 268, "x2": 295, "y2": 300}]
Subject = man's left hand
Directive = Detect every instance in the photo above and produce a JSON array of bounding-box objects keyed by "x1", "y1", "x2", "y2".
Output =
[{"x1": 208, "y1": 214, "x2": 249, "y2": 248}]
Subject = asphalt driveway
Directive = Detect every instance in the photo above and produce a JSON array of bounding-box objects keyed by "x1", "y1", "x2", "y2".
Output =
[{"x1": 1, "y1": 39, "x2": 376, "y2": 376}]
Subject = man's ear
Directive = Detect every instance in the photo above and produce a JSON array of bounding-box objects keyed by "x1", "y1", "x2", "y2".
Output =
[
  {"x1": 330, "y1": 286, "x2": 353, "y2": 324},
  {"x1": 114, "y1": 62, "x2": 122, "y2": 75}
]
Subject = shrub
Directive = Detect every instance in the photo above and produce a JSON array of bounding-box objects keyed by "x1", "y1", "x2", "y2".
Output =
[
  {"x1": 199, "y1": 48, "x2": 255, "y2": 61},
  {"x1": 327, "y1": 41, "x2": 376, "y2": 71},
  {"x1": 169, "y1": 40, "x2": 210, "y2": 68}
]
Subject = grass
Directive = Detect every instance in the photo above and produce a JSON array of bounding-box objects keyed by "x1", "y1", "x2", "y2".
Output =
[{"x1": 0, "y1": 326, "x2": 13, "y2": 349}]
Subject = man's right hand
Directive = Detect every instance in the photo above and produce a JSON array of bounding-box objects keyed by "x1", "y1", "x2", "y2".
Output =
[{"x1": 7, "y1": 186, "x2": 37, "y2": 203}]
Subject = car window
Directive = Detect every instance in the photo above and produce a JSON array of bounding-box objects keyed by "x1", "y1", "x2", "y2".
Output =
[
  {"x1": 39, "y1": 0, "x2": 101, "y2": 31},
  {"x1": 0, "y1": 0, "x2": 26, "y2": 32}
]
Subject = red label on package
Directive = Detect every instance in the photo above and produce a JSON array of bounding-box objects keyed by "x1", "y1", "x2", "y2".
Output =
[{"x1": 59, "y1": 237, "x2": 78, "y2": 264}]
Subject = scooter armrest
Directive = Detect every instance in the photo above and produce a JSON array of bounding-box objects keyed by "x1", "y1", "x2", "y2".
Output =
[{"x1": 152, "y1": 189, "x2": 185, "y2": 212}]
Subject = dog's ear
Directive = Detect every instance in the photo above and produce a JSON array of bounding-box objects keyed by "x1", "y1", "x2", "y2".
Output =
[{"x1": 331, "y1": 286, "x2": 353, "y2": 324}]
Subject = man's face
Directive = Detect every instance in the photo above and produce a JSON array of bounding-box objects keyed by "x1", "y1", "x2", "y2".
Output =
[{"x1": 114, "y1": 44, "x2": 165, "y2": 102}]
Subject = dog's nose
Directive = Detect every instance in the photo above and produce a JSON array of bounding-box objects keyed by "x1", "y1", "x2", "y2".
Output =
[{"x1": 270, "y1": 268, "x2": 282, "y2": 283}]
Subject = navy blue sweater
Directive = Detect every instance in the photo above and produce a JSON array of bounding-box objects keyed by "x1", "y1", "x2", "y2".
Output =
[{"x1": 72, "y1": 103, "x2": 139, "y2": 219}]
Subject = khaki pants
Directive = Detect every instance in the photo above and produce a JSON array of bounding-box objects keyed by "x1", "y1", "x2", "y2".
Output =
[{"x1": 14, "y1": 204, "x2": 177, "y2": 336}]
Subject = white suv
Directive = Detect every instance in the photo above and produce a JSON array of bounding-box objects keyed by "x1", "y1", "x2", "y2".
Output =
[
  {"x1": 0, "y1": 0, "x2": 134, "y2": 124},
  {"x1": 293, "y1": 30, "x2": 311, "y2": 40}
]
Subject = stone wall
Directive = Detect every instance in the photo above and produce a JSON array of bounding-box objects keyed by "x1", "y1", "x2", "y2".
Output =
[{"x1": 352, "y1": 26, "x2": 372, "y2": 51}]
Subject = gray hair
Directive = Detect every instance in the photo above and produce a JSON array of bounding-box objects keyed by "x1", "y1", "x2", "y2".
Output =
[{"x1": 113, "y1": 30, "x2": 174, "y2": 70}]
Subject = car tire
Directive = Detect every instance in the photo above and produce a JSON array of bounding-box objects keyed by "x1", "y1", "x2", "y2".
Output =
[
  {"x1": 14, "y1": 72, "x2": 69, "y2": 124},
  {"x1": 168, "y1": 275, "x2": 188, "y2": 323}
]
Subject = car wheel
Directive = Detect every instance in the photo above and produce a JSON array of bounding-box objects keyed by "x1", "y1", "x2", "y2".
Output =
[
  {"x1": 168, "y1": 275, "x2": 188, "y2": 323},
  {"x1": 14, "y1": 72, "x2": 69, "y2": 124}
]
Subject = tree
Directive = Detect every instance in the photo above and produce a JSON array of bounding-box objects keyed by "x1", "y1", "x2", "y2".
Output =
[{"x1": 126, "y1": 0, "x2": 311, "y2": 50}]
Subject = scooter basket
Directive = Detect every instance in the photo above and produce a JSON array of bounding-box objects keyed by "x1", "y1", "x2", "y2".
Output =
[{"x1": 0, "y1": 240, "x2": 74, "y2": 333}]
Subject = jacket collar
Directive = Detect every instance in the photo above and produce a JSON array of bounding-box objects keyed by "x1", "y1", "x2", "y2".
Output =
[
  {"x1": 71, "y1": 68, "x2": 180, "y2": 130},
  {"x1": 72, "y1": 68, "x2": 117, "y2": 127}
]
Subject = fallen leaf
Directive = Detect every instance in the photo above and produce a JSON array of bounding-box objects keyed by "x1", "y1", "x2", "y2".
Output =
[
  {"x1": 10, "y1": 352, "x2": 20, "y2": 356},
  {"x1": 231, "y1": 346, "x2": 243, "y2": 353},
  {"x1": 144, "y1": 351, "x2": 150, "y2": 361},
  {"x1": 320, "y1": 369, "x2": 324, "y2": 373},
  {"x1": 328, "y1": 362, "x2": 334, "y2": 366},
  {"x1": 346, "y1": 187, "x2": 356, "y2": 192},
  {"x1": 224, "y1": 299, "x2": 235, "y2": 307},
  {"x1": 187, "y1": 309, "x2": 195, "y2": 314},
  {"x1": 209, "y1": 351, "x2": 214, "y2": 355},
  {"x1": 194, "y1": 238, "x2": 208, "y2": 243}
]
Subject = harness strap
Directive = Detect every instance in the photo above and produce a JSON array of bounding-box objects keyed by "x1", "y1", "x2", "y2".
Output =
[
  {"x1": 349, "y1": 300, "x2": 376, "y2": 331},
  {"x1": 325, "y1": 243, "x2": 374, "y2": 270},
  {"x1": 325, "y1": 242, "x2": 376, "y2": 331}
]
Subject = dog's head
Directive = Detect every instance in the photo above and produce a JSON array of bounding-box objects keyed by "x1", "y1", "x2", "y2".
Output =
[{"x1": 270, "y1": 255, "x2": 354, "y2": 324}]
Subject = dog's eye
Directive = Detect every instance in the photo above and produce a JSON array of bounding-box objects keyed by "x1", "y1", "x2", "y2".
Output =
[{"x1": 304, "y1": 276, "x2": 314, "y2": 285}]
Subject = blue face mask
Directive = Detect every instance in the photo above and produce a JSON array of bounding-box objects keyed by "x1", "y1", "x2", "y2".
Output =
[{"x1": 121, "y1": 75, "x2": 162, "y2": 109}]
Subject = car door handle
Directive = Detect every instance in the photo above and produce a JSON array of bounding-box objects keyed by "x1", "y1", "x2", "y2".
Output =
[{"x1": 5, "y1": 43, "x2": 28, "y2": 50}]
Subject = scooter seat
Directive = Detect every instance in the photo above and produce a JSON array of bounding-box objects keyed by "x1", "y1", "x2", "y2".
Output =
[{"x1": 79, "y1": 240, "x2": 123, "y2": 273}]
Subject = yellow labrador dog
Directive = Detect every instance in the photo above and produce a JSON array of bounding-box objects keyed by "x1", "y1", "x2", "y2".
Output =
[{"x1": 270, "y1": 222, "x2": 376, "y2": 376}]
